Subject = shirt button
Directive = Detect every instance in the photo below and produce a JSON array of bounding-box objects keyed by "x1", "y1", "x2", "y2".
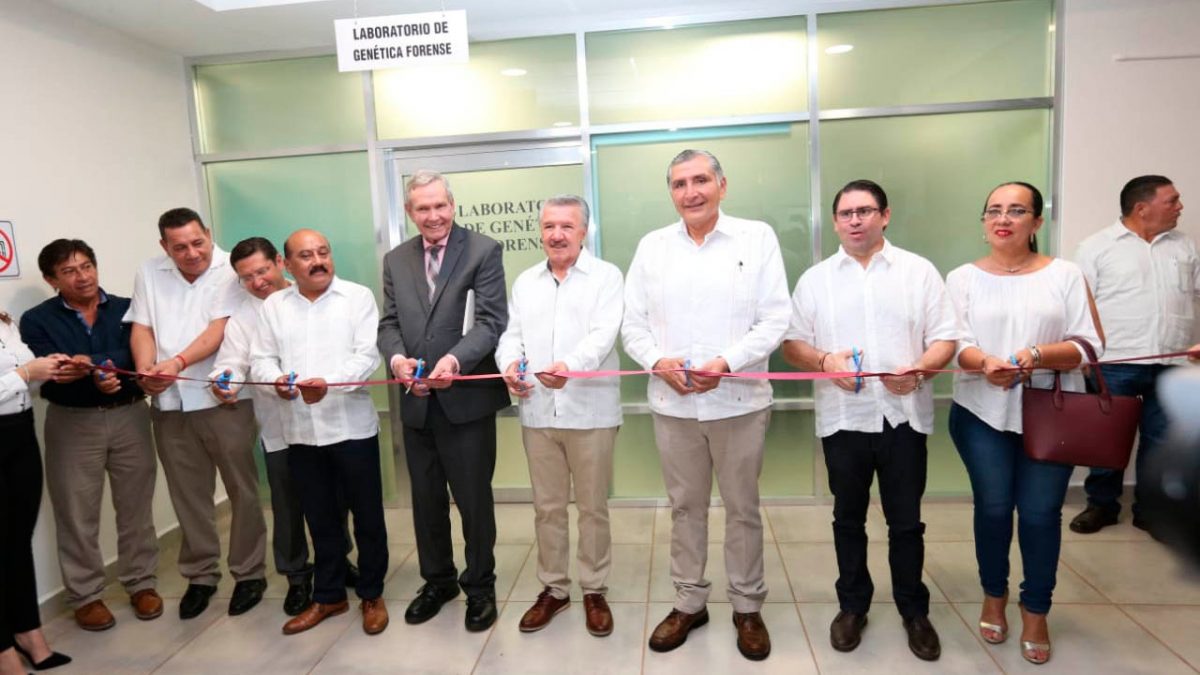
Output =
[{"x1": 426, "y1": 334, "x2": 434, "y2": 341}]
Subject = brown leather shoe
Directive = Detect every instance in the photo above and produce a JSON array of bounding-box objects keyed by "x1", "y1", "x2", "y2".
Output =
[
  {"x1": 648, "y1": 608, "x2": 709, "y2": 652},
  {"x1": 361, "y1": 598, "x2": 389, "y2": 635},
  {"x1": 282, "y1": 600, "x2": 349, "y2": 635},
  {"x1": 131, "y1": 589, "x2": 164, "y2": 620},
  {"x1": 830, "y1": 610, "x2": 868, "y2": 652},
  {"x1": 583, "y1": 593, "x2": 613, "y2": 637},
  {"x1": 74, "y1": 599, "x2": 116, "y2": 631},
  {"x1": 733, "y1": 611, "x2": 771, "y2": 661},
  {"x1": 519, "y1": 588, "x2": 569, "y2": 633}
]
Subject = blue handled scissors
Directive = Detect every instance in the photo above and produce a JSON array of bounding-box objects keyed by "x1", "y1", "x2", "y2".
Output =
[
  {"x1": 851, "y1": 347, "x2": 864, "y2": 393},
  {"x1": 217, "y1": 370, "x2": 232, "y2": 391},
  {"x1": 1006, "y1": 355, "x2": 1019, "y2": 390},
  {"x1": 518, "y1": 357, "x2": 527, "y2": 382},
  {"x1": 286, "y1": 371, "x2": 296, "y2": 394},
  {"x1": 683, "y1": 359, "x2": 693, "y2": 388}
]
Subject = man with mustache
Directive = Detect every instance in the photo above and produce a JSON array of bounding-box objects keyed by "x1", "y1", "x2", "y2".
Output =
[
  {"x1": 208, "y1": 236, "x2": 356, "y2": 617},
  {"x1": 19, "y1": 239, "x2": 160, "y2": 631},
  {"x1": 378, "y1": 170, "x2": 510, "y2": 632},
  {"x1": 622, "y1": 149, "x2": 791, "y2": 661},
  {"x1": 496, "y1": 195, "x2": 623, "y2": 636},
  {"x1": 125, "y1": 208, "x2": 268, "y2": 620},
  {"x1": 251, "y1": 229, "x2": 389, "y2": 636},
  {"x1": 1071, "y1": 175, "x2": 1198, "y2": 536}
]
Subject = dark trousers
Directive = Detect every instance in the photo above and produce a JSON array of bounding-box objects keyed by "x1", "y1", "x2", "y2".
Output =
[
  {"x1": 1084, "y1": 364, "x2": 1171, "y2": 520},
  {"x1": 949, "y1": 404, "x2": 1071, "y2": 614},
  {"x1": 0, "y1": 410, "x2": 44, "y2": 651},
  {"x1": 822, "y1": 421, "x2": 931, "y2": 619},
  {"x1": 287, "y1": 435, "x2": 388, "y2": 604},
  {"x1": 403, "y1": 395, "x2": 497, "y2": 598},
  {"x1": 264, "y1": 445, "x2": 352, "y2": 584}
]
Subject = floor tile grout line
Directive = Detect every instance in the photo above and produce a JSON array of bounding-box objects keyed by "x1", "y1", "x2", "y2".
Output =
[
  {"x1": 305, "y1": 607, "x2": 359, "y2": 675},
  {"x1": 468, "y1": 542, "x2": 535, "y2": 673},
  {"x1": 763, "y1": 507, "x2": 822, "y2": 674},
  {"x1": 942, "y1": 597, "x2": 1008, "y2": 673},
  {"x1": 640, "y1": 508, "x2": 661, "y2": 675},
  {"x1": 150, "y1": 611, "x2": 230, "y2": 674}
]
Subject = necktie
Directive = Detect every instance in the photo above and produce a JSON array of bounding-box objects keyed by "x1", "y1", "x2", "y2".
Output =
[{"x1": 426, "y1": 244, "x2": 443, "y2": 301}]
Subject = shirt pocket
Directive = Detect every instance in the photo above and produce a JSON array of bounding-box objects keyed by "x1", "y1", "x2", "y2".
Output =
[{"x1": 1174, "y1": 258, "x2": 1196, "y2": 294}]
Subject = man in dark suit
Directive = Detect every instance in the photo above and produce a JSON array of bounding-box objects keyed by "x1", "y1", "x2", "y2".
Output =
[{"x1": 378, "y1": 169, "x2": 510, "y2": 632}]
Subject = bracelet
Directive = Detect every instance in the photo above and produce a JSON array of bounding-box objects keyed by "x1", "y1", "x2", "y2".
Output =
[
  {"x1": 19, "y1": 365, "x2": 30, "y2": 382},
  {"x1": 174, "y1": 354, "x2": 188, "y2": 370},
  {"x1": 817, "y1": 351, "x2": 830, "y2": 371},
  {"x1": 915, "y1": 373, "x2": 925, "y2": 390},
  {"x1": 1028, "y1": 344, "x2": 1042, "y2": 367}
]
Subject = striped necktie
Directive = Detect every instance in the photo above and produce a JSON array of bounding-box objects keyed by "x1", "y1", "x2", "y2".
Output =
[{"x1": 426, "y1": 244, "x2": 443, "y2": 301}]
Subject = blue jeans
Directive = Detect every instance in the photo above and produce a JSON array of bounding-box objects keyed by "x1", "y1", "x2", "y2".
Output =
[
  {"x1": 948, "y1": 404, "x2": 1073, "y2": 614},
  {"x1": 1083, "y1": 364, "x2": 1171, "y2": 519}
]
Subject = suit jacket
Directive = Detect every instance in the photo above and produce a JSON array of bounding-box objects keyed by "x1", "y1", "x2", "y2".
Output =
[{"x1": 378, "y1": 224, "x2": 510, "y2": 428}]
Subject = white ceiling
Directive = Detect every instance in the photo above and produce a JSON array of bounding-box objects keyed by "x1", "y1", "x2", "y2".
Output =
[{"x1": 42, "y1": 0, "x2": 931, "y2": 59}]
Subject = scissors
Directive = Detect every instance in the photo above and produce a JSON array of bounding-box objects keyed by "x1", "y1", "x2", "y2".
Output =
[
  {"x1": 405, "y1": 358, "x2": 426, "y2": 395},
  {"x1": 851, "y1": 347, "x2": 864, "y2": 393},
  {"x1": 683, "y1": 359, "x2": 693, "y2": 388},
  {"x1": 518, "y1": 357, "x2": 527, "y2": 382},
  {"x1": 1006, "y1": 355, "x2": 1020, "y2": 390},
  {"x1": 286, "y1": 371, "x2": 297, "y2": 394},
  {"x1": 216, "y1": 370, "x2": 232, "y2": 391}
]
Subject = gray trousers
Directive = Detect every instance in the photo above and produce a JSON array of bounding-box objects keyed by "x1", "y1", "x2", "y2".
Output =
[
  {"x1": 652, "y1": 409, "x2": 770, "y2": 614},
  {"x1": 44, "y1": 401, "x2": 158, "y2": 607},
  {"x1": 151, "y1": 401, "x2": 267, "y2": 585},
  {"x1": 522, "y1": 426, "x2": 618, "y2": 599}
]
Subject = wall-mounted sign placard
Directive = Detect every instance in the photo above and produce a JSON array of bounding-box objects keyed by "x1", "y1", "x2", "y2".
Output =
[
  {"x1": 334, "y1": 10, "x2": 468, "y2": 73},
  {"x1": 0, "y1": 221, "x2": 20, "y2": 279}
]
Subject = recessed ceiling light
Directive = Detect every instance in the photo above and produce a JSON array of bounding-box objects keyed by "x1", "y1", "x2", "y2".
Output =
[
  {"x1": 825, "y1": 44, "x2": 854, "y2": 55},
  {"x1": 500, "y1": 68, "x2": 528, "y2": 77}
]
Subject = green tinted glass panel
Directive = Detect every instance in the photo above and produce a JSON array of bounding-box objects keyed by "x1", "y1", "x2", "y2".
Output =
[
  {"x1": 592, "y1": 124, "x2": 812, "y2": 403},
  {"x1": 375, "y1": 35, "x2": 579, "y2": 138},
  {"x1": 205, "y1": 152, "x2": 389, "y2": 409},
  {"x1": 611, "y1": 410, "x2": 815, "y2": 498},
  {"x1": 820, "y1": 109, "x2": 1051, "y2": 396},
  {"x1": 818, "y1": 0, "x2": 1052, "y2": 109},
  {"x1": 195, "y1": 56, "x2": 366, "y2": 154},
  {"x1": 402, "y1": 164, "x2": 585, "y2": 296},
  {"x1": 586, "y1": 17, "x2": 807, "y2": 125}
]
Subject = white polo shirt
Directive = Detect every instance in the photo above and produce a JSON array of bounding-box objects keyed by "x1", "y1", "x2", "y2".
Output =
[
  {"x1": 210, "y1": 290, "x2": 288, "y2": 452},
  {"x1": 124, "y1": 247, "x2": 239, "y2": 412},
  {"x1": 1075, "y1": 220, "x2": 1199, "y2": 363},
  {"x1": 250, "y1": 277, "x2": 381, "y2": 448},
  {"x1": 621, "y1": 212, "x2": 791, "y2": 422},
  {"x1": 786, "y1": 240, "x2": 960, "y2": 438},
  {"x1": 495, "y1": 248, "x2": 624, "y2": 430}
]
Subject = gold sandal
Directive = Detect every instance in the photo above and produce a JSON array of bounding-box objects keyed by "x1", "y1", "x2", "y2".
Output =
[
  {"x1": 979, "y1": 620, "x2": 1007, "y2": 644},
  {"x1": 1021, "y1": 640, "x2": 1052, "y2": 665}
]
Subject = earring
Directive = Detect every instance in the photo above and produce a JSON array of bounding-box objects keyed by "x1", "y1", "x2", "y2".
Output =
[
  {"x1": 982, "y1": 234, "x2": 988, "y2": 243},
  {"x1": 1029, "y1": 234, "x2": 1036, "y2": 246}
]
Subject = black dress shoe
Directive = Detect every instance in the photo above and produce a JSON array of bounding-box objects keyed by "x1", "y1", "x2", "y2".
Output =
[
  {"x1": 13, "y1": 643, "x2": 72, "y2": 671},
  {"x1": 284, "y1": 579, "x2": 314, "y2": 616},
  {"x1": 1069, "y1": 505, "x2": 1119, "y2": 534},
  {"x1": 229, "y1": 579, "x2": 268, "y2": 616},
  {"x1": 179, "y1": 583, "x2": 217, "y2": 620},
  {"x1": 465, "y1": 594, "x2": 497, "y2": 632},
  {"x1": 903, "y1": 615, "x2": 941, "y2": 661},
  {"x1": 345, "y1": 559, "x2": 360, "y2": 588},
  {"x1": 404, "y1": 584, "x2": 460, "y2": 624},
  {"x1": 830, "y1": 610, "x2": 868, "y2": 652}
]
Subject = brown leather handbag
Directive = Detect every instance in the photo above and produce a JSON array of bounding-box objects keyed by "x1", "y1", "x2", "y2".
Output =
[{"x1": 1021, "y1": 337, "x2": 1142, "y2": 469}]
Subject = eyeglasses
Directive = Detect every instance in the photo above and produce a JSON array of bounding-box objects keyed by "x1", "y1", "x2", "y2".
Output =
[
  {"x1": 982, "y1": 207, "x2": 1033, "y2": 221},
  {"x1": 834, "y1": 206, "x2": 880, "y2": 222}
]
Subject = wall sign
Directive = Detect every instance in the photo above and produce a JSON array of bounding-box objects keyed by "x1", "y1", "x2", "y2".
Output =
[
  {"x1": 334, "y1": 10, "x2": 469, "y2": 73},
  {"x1": 0, "y1": 221, "x2": 19, "y2": 279}
]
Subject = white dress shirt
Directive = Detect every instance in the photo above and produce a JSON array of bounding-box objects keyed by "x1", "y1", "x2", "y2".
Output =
[
  {"x1": 210, "y1": 290, "x2": 288, "y2": 452},
  {"x1": 786, "y1": 240, "x2": 960, "y2": 437},
  {"x1": 0, "y1": 319, "x2": 37, "y2": 414},
  {"x1": 948, "y1": 259, "x2": 1103, "y2": 433},
  {"x1": 250, "y1": 277, "x2": 381, "y2": 447},
  {"x1": 495, "y1": 248, "x2": 624, "y2": 430},
  {"x1": 622, "y1": 212, "x2": 791, "y2": 422},
  {"x1": 1075, "y1": 220, "x2": 1199, "y2": 362},
  {"x1": 124, "y1": 247, "x2": 239, "y2": 412}
]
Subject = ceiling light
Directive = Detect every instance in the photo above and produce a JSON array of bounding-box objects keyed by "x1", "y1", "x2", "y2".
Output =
[
  {"x1": 552, "y1": 121, "x2": 573, "y2": 127},
  {"x1": 825, "y1": 44, "x2": 854, "y2": 55},
  {"x1": 500, "y1": 68, "x2": 528, "y2": 77},
  {"x1": 190, "y1": 0, "x2": 330, "y2": 11}
]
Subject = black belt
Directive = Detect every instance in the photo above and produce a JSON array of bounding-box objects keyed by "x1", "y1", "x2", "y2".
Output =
[
  {"x1": 54, "y1": 396, "x2": 145, "y2": 411},
  {"x1": 0, "y1": 408, "x2": 33, "y2": 426}
]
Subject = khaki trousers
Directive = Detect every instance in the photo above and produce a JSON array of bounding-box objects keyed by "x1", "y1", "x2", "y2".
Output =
[
  {"x1": 522, "y1": 426, "x2": 618, "y2": 599},
  {"x1": 151, "y1": 401, "x2": 266, "y2": 584},
  {"x1": 652, "y1": 409, "x2": 770, "y2": 614},
  {"x1": 44, "y1": 401, "x2": 158, "y2": 607}
]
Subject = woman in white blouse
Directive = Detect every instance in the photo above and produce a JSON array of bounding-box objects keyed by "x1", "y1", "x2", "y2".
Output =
[
  {"x1": 0, "y1": 310, "x2": 72, "y2": 673},
  {"x1": 946, "y1": 183, "x2": 1103, "y2": 666}
]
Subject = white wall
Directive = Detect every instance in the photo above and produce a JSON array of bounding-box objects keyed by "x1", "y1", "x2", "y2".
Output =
[
  {"x1": 0, "y1": 0, "x2": 200, "y2": 601},
  {"x1": 1059, "y1": 0, "x2": 1200, "y2": 253}
]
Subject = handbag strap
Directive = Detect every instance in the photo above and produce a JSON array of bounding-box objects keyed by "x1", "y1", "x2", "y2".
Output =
[{"x1": 1068, "y1": 336, "x2": 1112, "y2": 400}]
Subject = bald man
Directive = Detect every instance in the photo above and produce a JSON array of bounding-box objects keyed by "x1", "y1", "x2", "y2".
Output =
[{"x1": 251, "y1": 229, "x2": 389, "y2": 637}]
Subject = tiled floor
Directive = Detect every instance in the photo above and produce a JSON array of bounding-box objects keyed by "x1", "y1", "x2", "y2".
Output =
[{"x1": 35, "y1": 500, "x2": 1200, "y2": 674}]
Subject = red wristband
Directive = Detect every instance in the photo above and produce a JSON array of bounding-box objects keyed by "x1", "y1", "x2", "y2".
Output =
[{"x1": 174, "y1": 354, "x2": 188, "y2": 370}]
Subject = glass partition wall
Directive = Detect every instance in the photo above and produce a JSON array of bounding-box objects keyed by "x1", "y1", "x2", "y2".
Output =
[{"x1": 191, "y1": 0, "x2": 1058, "y2": 503}]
